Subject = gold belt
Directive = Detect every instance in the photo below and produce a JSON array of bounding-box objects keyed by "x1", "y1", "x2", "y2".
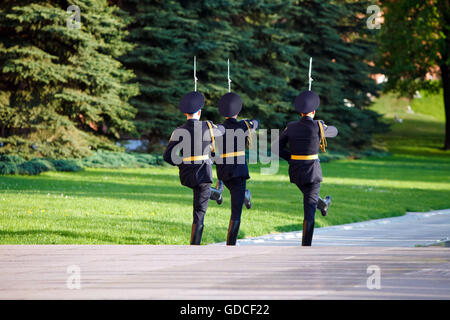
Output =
[
  {"x1": 182, "y1": 155, "x2": 209, "y2": 162},
  {"x1": 220, "y1": 151, "x2": 245, "y2": 158},
  {"x1": 290, "y1": 154, "x2": 318, "y2": 160}
]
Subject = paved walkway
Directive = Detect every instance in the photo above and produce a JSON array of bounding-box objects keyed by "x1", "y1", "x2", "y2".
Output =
[
  {"x1": 214, "y1": 209, "x2": 450, "y2": 247},
  {"x1": 1, "y1": 209, "x2": 449, "y2": 300},
  {"x1": 1, "y1": 245, "x2": 450, "y2": 299}
]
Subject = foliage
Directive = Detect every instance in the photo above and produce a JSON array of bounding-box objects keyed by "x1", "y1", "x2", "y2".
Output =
[
  {"x1": 47, "y1": 158, "x2": 83, "y2": 172},
  {"x1": 377, "y1": 0, "x2": 449, "y2": 95},
  {"x1": 0, "y1": 150, "x2": 165, "y2": 175},
  {"x1": 18, "y1": 158, "x2": 55, "y2": 175},
  {"x1": 377, "y1": 0, "x2": 450, "y2": 149},
  {"x1": 0, "y1": 0, "x2": 138, "y2": 159},
  {"x1": 81, "y1": 150, "x2": 164, "y2": 168},
  {"x1": 120, "y1": 0, "x2": 385, "y2": 152},
  {"x1": 0, "y1": 154, "x2": 83, "y2": 175},
  {"x1": 284, "y1": 0, "x2": 387, "y2": 150}
]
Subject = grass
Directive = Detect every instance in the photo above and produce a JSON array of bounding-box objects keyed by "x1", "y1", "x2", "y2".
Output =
[
  {"x1": 0, "y1": 92, "x2": 449, "y2": 244},
  {"x1": 370, "y1": 92, "x2": 447, "y2": 157},
  {"x1": 410, "y1": 89, "x2": 445, "y2": 121}
]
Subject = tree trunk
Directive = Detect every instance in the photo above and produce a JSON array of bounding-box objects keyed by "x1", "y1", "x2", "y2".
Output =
[
  {"x1": 439, "y1": 0, "x2": 450, "y2": 150},
  {"x1": 434, "y1": 0, "x2": 450, "y2": 149},
  {"x1": 441, "y1": 61, "x2": 450, "y2": 150}
]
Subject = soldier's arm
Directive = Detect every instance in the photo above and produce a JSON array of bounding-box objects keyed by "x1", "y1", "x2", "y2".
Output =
[
  {"x1": 241, "y1": 119, "x2": 259, "y2": 132},
  {"x1": 203, "y1": 121, "x2": 225, "y2": 161},
  {"x1": 320, "y1": 120, "x2": 338, "y2": 138},
  {"x1": 163, "y1": 131, "x2": 183, "y2": 166},
  {"x1": 248, "y1": 119, "x2": 259, "y2": 131},
  {"x1": 212, "y1": 123, "x2": 226, "y2": 137},
  {"x1": 203, "y1": 120, "x2": 225, "y2": 139},
  {"x1": 271, "y1": 127, "x2": 291, "y2": 161}
]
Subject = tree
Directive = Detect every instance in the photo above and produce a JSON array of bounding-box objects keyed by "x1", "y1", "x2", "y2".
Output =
[
  {"x1": 0, "y1": 0, "x2": 138, "y2": 159},
  {"x1": 121, "y1": 0, "x2": 385, "y2": 152},
  {"x1": 378, "y1": 0, "x2": 450, "y2": 149},
  {"x1": 120, "y1": 0, "x2": 195, "y2": 149},
  {"x1": 121, "y1": 0, "x2": 297, "y2": 150},
  {"x1": 286, "y1": 0, "x2": 385, "y2": 150}
]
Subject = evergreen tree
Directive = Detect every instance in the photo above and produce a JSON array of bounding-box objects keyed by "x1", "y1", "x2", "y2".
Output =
[
  {"x1": 177, "y1": 0, "x2": 298, "y2": 128},
  {"x1": 121, "y1": 0, "x2": 385, "y2": 152},
  {"x1": 286, "y1": 0, "x2": 385, "y2": 150},
  {"x1": 0, "y1": 0, "x2": 138, "y2": 159},
  {"x1": 121, "y1": 0, "x2": 300, "y2": 150},
  {"x1": 228, "y1": 0, "x2": 300, "y2": 128},
  {"x1": 120, "y1": 0, "x2": 194, "y2": 149}
]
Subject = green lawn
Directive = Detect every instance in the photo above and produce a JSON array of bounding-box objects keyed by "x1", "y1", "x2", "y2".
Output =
[
  {"x1": 370, "y1": 92, "x2": 448, "y2": 157},
  {"x1": 0, "y1": 92, "x2": 449, "y2": 244}
]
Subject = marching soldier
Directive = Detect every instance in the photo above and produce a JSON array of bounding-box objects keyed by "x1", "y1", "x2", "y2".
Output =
[
  {"x1": 215, "y1": 92, "x2": 258, "y2": 245},
  {"x1": 273, "y1": 90, "x2": 337, "y2": 246},
  {"x1": 163, "y1": 91, "x2": 225, "y2": 245}
]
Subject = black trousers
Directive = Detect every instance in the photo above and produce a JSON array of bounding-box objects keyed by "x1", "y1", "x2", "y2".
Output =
[
  {"x1": 296, "y1": 182, "x2": 320, "y2": 221},
  {"x1": 223, "y1": 177, "x2": 246, "y2": 221},
  {"x1": 192, "y1": 183, "x2": 211, "y2": 224}
]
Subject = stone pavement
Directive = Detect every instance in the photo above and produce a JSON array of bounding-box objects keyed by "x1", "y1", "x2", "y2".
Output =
[
  {"x1": 1, "y1": 245, "x2": 450, "y2": 300},
  {"x1": 215, "y1": 209, "x2": 450, "y2": 247},
  {"x1": 1, "y1": 209, "x2": 449, "y2": 300}
]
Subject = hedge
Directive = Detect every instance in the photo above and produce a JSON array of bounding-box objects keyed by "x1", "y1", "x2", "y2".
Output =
[{"x1": 0, "y1": 151, "x2": 163, "y2": 175}]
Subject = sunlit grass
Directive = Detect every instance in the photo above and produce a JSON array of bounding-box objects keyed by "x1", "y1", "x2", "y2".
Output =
[
  {"x1": 370, "y1": 92, "x2": 447, "y2": 156},
  {"x1": 1, "y1": 154, "x2": 449, "y2": 244}
]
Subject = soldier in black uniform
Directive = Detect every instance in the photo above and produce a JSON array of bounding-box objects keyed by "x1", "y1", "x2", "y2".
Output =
[
  {"x1": 273, "y1": 90, "x2": 337, "y2": 246},
  {"x1": 163, "y1": 91, "x2": 225, "y2": 245},
  {"x1": 215, "y1": 92, "x2": 258, "y2": 245}
]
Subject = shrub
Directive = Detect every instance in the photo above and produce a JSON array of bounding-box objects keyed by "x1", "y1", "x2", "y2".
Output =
[
  {"x1": 17, "y1": 159, "x2": 55, "y2": 175},
  {"x1": 48, "y1": 159, "x2": 84, "y2": 172},
  {"x1": 319, "y1": 152, "x2": 348, "y2": 163},
  {"x1": 0, "y1": 154, "x2": 26, "y2": 165},
  {"x1": 0, "y1": 151, "x2": 164, "y2": 175},
  {"x1": 0, "y1": 155, "x2": 25, "y2": 174},
  {"x1": 0, "y1": 161, "x2": 19, "y2": 175},
  {"x1": 0, "y1": 157, "x2": 85, "y2": 175},
  {"x1": 360, "y1": 149, "x2": 392, "y2": 158},
  {"x1": 81, "y1": 151, "x2": 163, "y2": 168}
]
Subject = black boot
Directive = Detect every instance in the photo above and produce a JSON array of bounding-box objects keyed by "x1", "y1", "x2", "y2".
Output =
[
  {"x1": 244, "y1": 189, "x2": 252, "y2": 209},
  {"x1": 302, "y1": 220, "x2": 315, "y2": 246},
  {"x1": 190, "y1": 223, "x2": 204, "y2": 245},
  {"x1": 317, "y1": 196, "x2": 331, "y2": 216},
  {"x1": 226, "y1": 219, "x2": 241, "y2": 245},
  {"x1": 209, "y1": 180, "x2": 224, "y2": 205}
]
